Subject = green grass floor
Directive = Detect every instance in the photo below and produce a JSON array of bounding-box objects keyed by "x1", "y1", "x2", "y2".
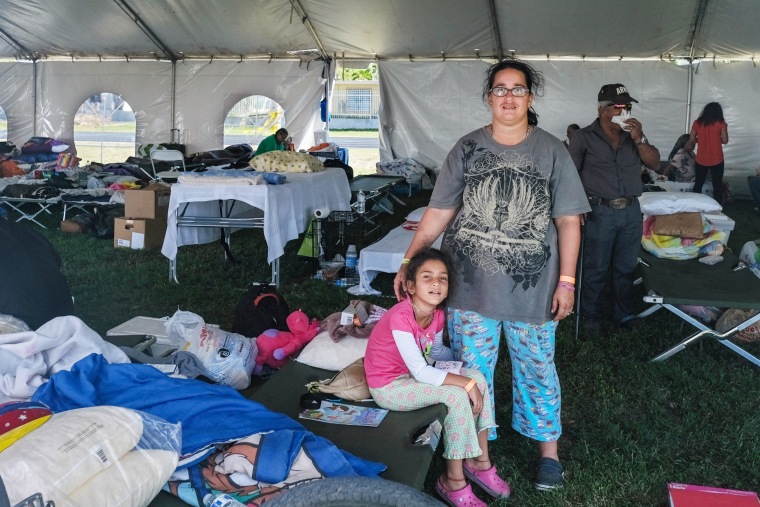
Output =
[{"x1": 9, "y1": 189, "x2": 760, "y2": 506}]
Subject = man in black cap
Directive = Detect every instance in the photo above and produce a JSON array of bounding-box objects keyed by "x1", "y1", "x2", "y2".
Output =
[{"x1": 568, "y1": 84, "x2": 660, "y2": 334}]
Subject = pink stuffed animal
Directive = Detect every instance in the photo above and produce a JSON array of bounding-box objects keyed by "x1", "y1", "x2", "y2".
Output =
[{"x1": 254, "y1": 309, "x2": 319, "y2": 373}]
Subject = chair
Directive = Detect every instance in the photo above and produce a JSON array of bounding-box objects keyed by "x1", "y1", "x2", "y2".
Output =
[{"x1": 142, "y1": 149, "x2": 186, "y2": 181}]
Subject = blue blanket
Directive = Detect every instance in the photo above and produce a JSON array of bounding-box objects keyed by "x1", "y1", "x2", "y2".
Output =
[{"x1": 33, "y1": 354, "x2": 385, "y2": 481}]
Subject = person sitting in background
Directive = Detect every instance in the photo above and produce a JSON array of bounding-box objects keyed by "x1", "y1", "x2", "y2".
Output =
[
  {"x1": 562, "y1": 124, "x2": 580, "y2": 149},
  {"x1": 254, "y1": 128, "x2": 289, "y2": 156},
  {"x1": 660, "y1": 133, "x2": 696, "y2": 182}
]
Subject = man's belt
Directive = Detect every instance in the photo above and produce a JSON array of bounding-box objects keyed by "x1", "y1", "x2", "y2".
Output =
[{"x1": 587, "y1": 195, "x2": 635, "y2": 209}]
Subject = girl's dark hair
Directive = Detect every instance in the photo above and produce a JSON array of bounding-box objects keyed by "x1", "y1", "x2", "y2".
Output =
[
  {"x1": 668, "y1": 133, "x2": 691, "y2": 161},
  {"x1": 482, "y1": 57, "x2": 544, "y2": 126},
  {"x1": 696, "y1": 102, "x2": 724, "y2": 126},
  {"x1": 407, "y1": 248, "x2": 453, "y2": 294}
]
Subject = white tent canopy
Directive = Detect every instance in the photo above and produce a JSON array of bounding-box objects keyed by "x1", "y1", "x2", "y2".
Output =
[{"x1": 0, "y1": 0, "x2": 758, "y2": 194}]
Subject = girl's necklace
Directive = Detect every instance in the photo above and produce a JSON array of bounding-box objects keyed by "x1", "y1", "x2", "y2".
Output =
[{"x1": 412, "y1": 302, "x2": 434, "y2": 327}]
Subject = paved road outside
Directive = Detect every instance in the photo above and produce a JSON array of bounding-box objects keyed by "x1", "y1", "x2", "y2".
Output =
[{"x1": 73, "y1": 132, "x2": 379, "y2": 149}]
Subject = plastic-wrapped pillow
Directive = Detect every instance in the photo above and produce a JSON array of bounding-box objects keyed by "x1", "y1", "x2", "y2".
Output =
[
  {"x1": 639, "y1": 192, "x2": 721, "y2": 215},
  {"x1": 250, "y1": 151, "x2": 324, "y2": 173}
]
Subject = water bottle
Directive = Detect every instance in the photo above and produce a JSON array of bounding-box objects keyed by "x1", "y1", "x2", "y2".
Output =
[
  {"x1": 345, "y1": 244, "x2": 358, "y2": 280},
  {"x1": 356, "y1": 190, "x2": 366, "y2": 214},
  {"x1": 204, "y1": 493, "x2": 247, "y2": 507}
]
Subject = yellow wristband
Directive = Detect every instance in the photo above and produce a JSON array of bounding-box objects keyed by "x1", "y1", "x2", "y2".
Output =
[
  {"x1": 401, "y1": 258, "x2": 411, "y2": 265},
  {"x1": 464, "y1": 379, "x2": 477, "y2": 393},
  {"x1": 559, "y1": 275, "x2": 576, "y2": 284}
]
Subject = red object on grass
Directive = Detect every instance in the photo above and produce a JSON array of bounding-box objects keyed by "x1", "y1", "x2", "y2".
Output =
[{"x1": 668, "y1": 483, "x2": 760, "y2": 507}]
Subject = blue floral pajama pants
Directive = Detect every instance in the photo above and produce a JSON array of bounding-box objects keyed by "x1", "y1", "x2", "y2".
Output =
[{"x1": 447, "y1": 308, "x2": 562, "y2": 442}]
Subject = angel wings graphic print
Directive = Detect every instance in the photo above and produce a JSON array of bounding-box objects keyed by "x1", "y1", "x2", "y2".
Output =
[{"x1": 446, "y1": 139, "x2": 551, "y2": 291}]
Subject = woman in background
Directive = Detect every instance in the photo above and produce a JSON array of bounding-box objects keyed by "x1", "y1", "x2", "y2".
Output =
[{"x1": 687, "y1": 102, "x2": 728, "y2": 204}]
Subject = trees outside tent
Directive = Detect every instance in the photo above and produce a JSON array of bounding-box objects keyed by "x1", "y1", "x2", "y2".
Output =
[
  {"x1": 73, "y1": 93, "x2": 136, "y2": 164},
  {"x1": 224, "y1": 95, "x2": 285, "y2": 149}
]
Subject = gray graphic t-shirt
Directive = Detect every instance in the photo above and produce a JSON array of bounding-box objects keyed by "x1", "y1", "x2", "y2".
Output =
[{"x1": 430, "y1": 127, "x2": 590, "y2": 323}]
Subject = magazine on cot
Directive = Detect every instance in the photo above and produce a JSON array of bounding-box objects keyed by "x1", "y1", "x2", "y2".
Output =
[{"x1": 299, "y1": 401, "x2": 389, "y2": 427}]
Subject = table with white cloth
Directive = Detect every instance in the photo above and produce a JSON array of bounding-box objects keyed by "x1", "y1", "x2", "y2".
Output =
[{"x1": 161, "y1": 168, "x2": 351, "y2": 284}]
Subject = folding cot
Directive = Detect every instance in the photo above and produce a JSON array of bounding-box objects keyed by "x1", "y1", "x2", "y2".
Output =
[
  {"x1": 636, "y1": 250, "x2": 760, "y2": 367},
  {"x1": 248, "y1": 359, "x2": 447, "y2": 490},
  {"x1": 0, "y1": 195, "x2": 59, "y2": 228}
]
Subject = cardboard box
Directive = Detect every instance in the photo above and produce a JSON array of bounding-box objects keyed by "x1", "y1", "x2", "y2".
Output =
[
  {"x1": 704, "y1": 211, "x2": 736, "y2": 244},
  {"x1": 114, "y1": 217, "x2": 167, "y2": 250},
  {"x1": 125, "y1": 183, "x2": 171, "y2": 219},
  {"x1": 340, "y1": 301, "x2": 369, "y2": 326}
]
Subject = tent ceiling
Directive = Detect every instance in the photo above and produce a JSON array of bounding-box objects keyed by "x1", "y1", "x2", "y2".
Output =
[{"x1": 0, "y1": 0, "x2": 757, "y2": 62}]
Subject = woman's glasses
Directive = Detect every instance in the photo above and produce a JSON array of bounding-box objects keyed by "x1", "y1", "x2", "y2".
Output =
[
  {"x1": 490, "y1": 86, "x2": 530, "y2": 97},
  {"x1": 612, "y1": 104, "x2": 633, "y2": 112}
]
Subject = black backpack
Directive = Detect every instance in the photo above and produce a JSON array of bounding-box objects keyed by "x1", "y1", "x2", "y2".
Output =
[{"x1": 231, "y1": 283, "x2": 291, "y2": 339}]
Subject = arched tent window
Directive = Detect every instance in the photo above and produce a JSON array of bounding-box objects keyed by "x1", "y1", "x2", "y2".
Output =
[
  {"x1": 73, "y1": 93, "x2": 136, "y2": 164},
  {"x1": 224, "y1": 95, "x2": 285, "y2": 149}
]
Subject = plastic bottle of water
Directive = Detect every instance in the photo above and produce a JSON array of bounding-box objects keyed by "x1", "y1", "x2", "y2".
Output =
[
  {"x1": 345, "y1": 244, "x2": 358, "y2": 280},
  {"x1": 356, "y1": 190, "x2": 366, "y2": 214},
  {"x1": 204, "y1": 493, "x2": 247, "y2": 507}
]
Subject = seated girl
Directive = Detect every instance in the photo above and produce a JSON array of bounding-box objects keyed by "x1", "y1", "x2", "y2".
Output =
[{"x1": 363, "y1": 248, "x2": 510, "y2": 507}]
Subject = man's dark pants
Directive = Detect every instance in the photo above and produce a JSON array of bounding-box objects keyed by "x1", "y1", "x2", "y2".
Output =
[{"x1": 580, "y1": 200, "x2": 642, "y2": 324}]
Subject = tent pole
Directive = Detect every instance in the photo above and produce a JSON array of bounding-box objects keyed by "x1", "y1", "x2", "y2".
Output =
[
  {"x1": 171, "y1": 61, "x2": 176, "y2": 136},
  {"x1": 32, "y1": 61, "x2": 37, "y2": 137},
  {"x1": 685, "y1": 62, "x2": 694, "y2": 132}
]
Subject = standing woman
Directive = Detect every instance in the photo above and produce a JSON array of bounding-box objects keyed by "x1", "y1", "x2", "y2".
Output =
[
  {"x1": 687, "y1": 102, "x2": 729, "y2": 204},
  {"x1": 393, "y1": 58, "x2": 590, "y2": 491}
]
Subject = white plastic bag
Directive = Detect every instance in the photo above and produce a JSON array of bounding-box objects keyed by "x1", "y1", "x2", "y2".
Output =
[
  {"x1": 165, "y1": 310, "x2": 257, "y2": 389},
  {"x1": 739, "y1": 240, "x2": 760, "y2": 280}
]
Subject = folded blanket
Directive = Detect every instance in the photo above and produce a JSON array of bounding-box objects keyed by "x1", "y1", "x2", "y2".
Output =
[{"x1": 178, "y1": 169, "x2": 286, "y2": 186}]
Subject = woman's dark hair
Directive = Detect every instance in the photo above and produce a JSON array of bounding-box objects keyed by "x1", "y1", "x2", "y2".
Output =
[
  {"x1": 482, "y1": 57, "x2": 544, "y2": 126},
  {"x1": 668, "y1": 133, "x2": 691, "y2": 161},
  {"x1": 407, "y1": 248, "x2": 453, "y2": 295},
  {"x1": 696, "y1": 102, "x2": 724, "y2": 126}
]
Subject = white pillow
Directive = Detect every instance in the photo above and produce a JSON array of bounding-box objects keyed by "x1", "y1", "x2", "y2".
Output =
[
  {"x1": 406, "y1": 206, "x2": 427, "y2": 222},
  {"x1": 295, "y1": 330, "x2": 367, "y2": 371},
  {"x1": 639, "y1": 192, "x2": 722, "y2": 216},
  {"x1": 51, "y1": 143, "x2": 70, "y2": 153}
]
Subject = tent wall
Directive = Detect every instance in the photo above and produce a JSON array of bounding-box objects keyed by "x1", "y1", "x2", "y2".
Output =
[
  {"x1": 0, "y1": 60, "x2": 325, "y2": 156},
  {"x1": 174, "y1": 60, "x2": 325, "y2": 153},
  {"x1": 0, "y1": 63, "x2": 35, "y2": 146},
  {"x1": 378, "y1": 60, "x2": 760, "y2": 197},
  {"x1": 36, "y1": 61, "x2": 173, "y2": 151}
]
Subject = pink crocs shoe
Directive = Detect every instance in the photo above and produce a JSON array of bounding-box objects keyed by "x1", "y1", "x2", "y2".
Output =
[
  {"x1": 463, "y1": 462, "x2": 511, "y2": 499},
  {"x1": 435, "y1": 476, "x2": 487, "y2": 507}
]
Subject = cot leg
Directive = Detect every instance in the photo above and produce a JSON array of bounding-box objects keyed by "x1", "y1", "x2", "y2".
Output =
[
  {"x1": 271, "y1": 258, "x2": 280, "y2": 288},
  {"x1": 170, "y1": 258, "x2": 179, "y2": 284}
]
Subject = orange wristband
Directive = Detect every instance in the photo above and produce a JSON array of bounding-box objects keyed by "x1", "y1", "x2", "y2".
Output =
[
  {"x1": 464, "y1": 379, "x2": 477, "y2": 393},
  {"x1": 559, "y1": 275, "x2": 576, "y2": 284}
]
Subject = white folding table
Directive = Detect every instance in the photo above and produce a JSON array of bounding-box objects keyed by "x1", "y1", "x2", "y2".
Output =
[{"x1": 161, "y1": 168, "x2": 351, "y2": 285}]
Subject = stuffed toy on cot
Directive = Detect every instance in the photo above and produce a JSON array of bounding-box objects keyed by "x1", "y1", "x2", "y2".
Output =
[{"x1": 254, "y1": 309, "x2": 319, "y2": 373}]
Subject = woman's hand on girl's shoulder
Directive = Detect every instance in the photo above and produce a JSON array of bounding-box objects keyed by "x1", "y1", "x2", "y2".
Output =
[{"x1": 393, "y1": 265, "x2": 408, "y2": 301}]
